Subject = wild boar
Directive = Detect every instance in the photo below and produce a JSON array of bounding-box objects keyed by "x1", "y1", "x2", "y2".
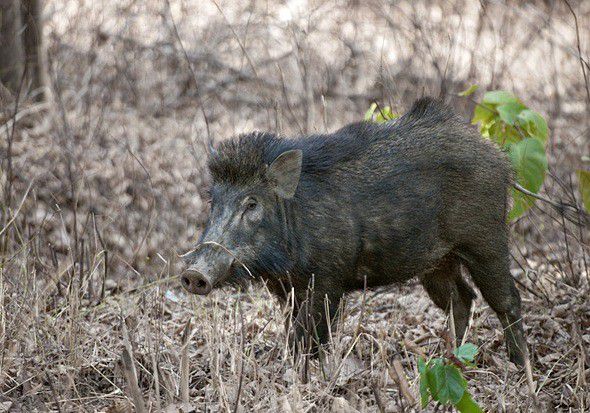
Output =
[{"x1": 181, "y1": 97, "x2": 527, "y2": 365}]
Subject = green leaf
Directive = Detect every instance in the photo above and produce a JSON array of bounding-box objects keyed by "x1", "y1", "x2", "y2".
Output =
[
  {"x1": 455, "y1": 391, "x2": 483, "y2": 413},
  {"x1": 418, "y1": 357, "x2": 427, "y2": 373},
  {"x1": 503, "y1": 124, "x2": 525, "y2": 145},
  {"x1": 459, "y1": 84, "x2": 479, "y2": 97},
  {"x1": 427, "y1": 363, "x2": 466, "y2": 404},
  {"x1": 375, "y1": 106, "x2": 398, "y2": 122},
  {"x1": 418, "y1": 361, "x2": 430, "y2": 408},
  {"x1": 507, "y1": 138, "x2": 548, "y2": 220},
  {"x1": 471, "y1": 103, "x2": 495, "y2": 125},
  {"x1": 487, "y1": 123, "x2": 522, "y2": 147},
  {"x1": 509, "y1": 187, "x2": 536, "y2": 221},
  {"x1": 444, "y1": 365, "x2": 467, "y2": 404},
  {"x1": 577, "y1": 169, "x2": 590, "y2": 212},
  {"x1": 483, "y1": 90, "x2": 519, "y2": 106},
  {"x1": 518, "y1": 109, "x2": 548, "y2": 143},
  {"x1": 364, "y1": 103, "x2": 377, "y2": 121},
  {"x1": 497, "y1": 102, "x2": 526, "y2": 126},
  {"x1": 509, "y1": 138, "x2": 548, "y2": 193},
  {"x1": 425, "y1": 363, "x2": 444, "y2": 402},
  {"x1": 365, "y1": 103, "x2": 398, "y2": 123},
  {"x1": 453, "y1": 343, "x2": 478, "y2": 363},
  {"x1": 478, "y1": 119, "x2": 493, "y2": 138},
  {"x1": 420, "y1": 379, "x2": 430, "y2": 407}
]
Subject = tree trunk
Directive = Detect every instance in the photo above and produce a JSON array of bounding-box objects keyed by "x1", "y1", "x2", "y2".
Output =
[
  {"x1": 21, "y1": 0, "x2": 47, "y2": 101},
  {"x1": 0, "y1": 0, "x2": 25, "y2": 93}
]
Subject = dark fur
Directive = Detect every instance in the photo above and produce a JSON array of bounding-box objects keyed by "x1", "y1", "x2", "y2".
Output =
[{"x1": 198, "y1": 97, "x2": 526, "y2": 364}]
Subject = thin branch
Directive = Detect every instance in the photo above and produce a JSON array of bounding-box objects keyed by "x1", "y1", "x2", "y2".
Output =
[
  {"x1": 513, "y1": 183, "x2": 585, "y2": 226},
  {"x1": 179, "y1": 319, "x2": 191, "y2": 404},
  {"x1": 232, "y1": 302, "x2": 245, "y2": 413},
  {"x1": 563, "y1": 0, "x2": 590, "y2": 107},
  {"x1": 210, "y1": 0, "x2": 258, "y2": 78},
  {"x1": 121, "y1": 347, "x2": 148, "y2": 413},
  {"x1": 164, "y1": 0, "x2": 214, "y2": 152},
  {"x1": 0, "y1": 179, "x2": 35, "y2": 238}
]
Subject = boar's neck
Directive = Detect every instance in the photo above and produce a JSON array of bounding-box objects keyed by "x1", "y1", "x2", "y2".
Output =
[
  {"x1": 277, "y1": 194, "x2": 296, "y2": 254},
  {"x1": 272, "y1": 194, "x2": 301, "y2": 274}
]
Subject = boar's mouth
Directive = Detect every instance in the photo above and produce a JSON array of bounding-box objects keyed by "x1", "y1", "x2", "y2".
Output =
[{"x1": 180, "y1": 244, "x2": 235, "y2": 296}]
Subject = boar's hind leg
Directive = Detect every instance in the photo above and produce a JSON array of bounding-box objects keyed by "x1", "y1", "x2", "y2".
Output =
[
  {"x1": 420, "y1": 256, "x2": 475, "y2": 342},
  {"x1": 464, "y1": 252, "x2": 527, "y2": 366}
]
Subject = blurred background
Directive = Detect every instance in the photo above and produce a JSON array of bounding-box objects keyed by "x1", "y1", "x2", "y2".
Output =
[{"x1": 0, "y1": 0, "x2": 588, "y2": 411}]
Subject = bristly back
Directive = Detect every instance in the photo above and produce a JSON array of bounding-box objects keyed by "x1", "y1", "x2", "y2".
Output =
[
  {"x1": 208, "y1": 97, "x2": 464, "y2": 187},
  {"x1": 394, "y1": 97, "x2": 458, "y2": 127}
]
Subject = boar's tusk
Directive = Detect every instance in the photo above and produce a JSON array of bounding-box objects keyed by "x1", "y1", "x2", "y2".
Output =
[
  {"x1": 178, "y1": 249, "x2": 196, "y2": 258},
  {"x1": 200, "y1": 241, "x2": 255, "y2": 279}
]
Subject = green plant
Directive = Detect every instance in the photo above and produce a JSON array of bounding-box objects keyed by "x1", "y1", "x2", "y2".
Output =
[
  {"x1": 364, "y1": 102, "x2": 398, "y2": 123},
  {"x1": 418, "y1": 343, "x2": 483, "y2": 413},
  {"x1": 577, "y1": 161, "x2": 590, "y2": 212},
  {"x1": 467, "y1": 89, "x2": 549, "y2": 220}
]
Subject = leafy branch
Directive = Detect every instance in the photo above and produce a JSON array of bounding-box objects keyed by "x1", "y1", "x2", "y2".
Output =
[
  {"x1": 467, "y1": 89, "x2": 548, "y2": 220},
  {"x1": 364, "y1": 102, "x2": 398, "y2": 123},
  {"x1": 418, "y1": 343, "x2": 482, "y2": 413},
  {"x1": 464, "y1": 87, "x2": 590, "y2": 218}
]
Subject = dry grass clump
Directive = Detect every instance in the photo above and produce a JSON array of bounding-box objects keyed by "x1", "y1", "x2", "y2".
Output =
[{"x1": 1, "y1": 0, "x2": 589, "y2": 411}]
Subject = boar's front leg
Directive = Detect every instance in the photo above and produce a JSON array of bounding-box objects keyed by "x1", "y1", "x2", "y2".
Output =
[{"x1": 290, "y1": 283, "x2": 344, "y2": 355}]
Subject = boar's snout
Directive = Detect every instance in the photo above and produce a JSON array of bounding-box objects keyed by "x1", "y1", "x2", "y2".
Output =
[
  {"x1": 181, "y1": 267, "x2": 213, "y2": 295},
  {"x1": 181, "y1": 245, "x2": 233, "y2": 296}
]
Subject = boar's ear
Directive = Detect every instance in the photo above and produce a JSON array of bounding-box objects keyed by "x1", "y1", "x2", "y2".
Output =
[{"x1": 266, "y1": 149, "x2": 303, "y2": 199}]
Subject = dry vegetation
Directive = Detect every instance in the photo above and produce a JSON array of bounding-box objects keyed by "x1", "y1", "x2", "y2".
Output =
[{"x1": 1, "y1": 0, "x2": 589, "y2": 411}]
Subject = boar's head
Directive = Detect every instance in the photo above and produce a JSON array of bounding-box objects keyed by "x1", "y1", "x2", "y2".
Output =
[{"x1": 181, "y1": 134, "x2": 302, "y2": 295}]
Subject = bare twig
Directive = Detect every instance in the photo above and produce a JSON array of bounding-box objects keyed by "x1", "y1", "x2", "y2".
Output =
[
  {"x1": 146, "y1": 333, "x2": 162, "y2": 413},
  {"x1": 121, "y1": 347, "x2": 148, "y2": 413},
  {"x1": 524, "y1": 354, "x2": 538, "y2": 406},
  {"x1": 209, "y1": 0, "x2": 258, "y2": 78},
  {"x1": 179, "y1": 319, "x2": 191, "y2": 404},
  {"x1": 121, "y1": 317, "x2": 147, "y2": 413},
  {"x1": 164, "y1": 0, "x2": 214, "y2": 153},
  {"x1": 232, "y1": 302, "x2": 245, "y2": 413},
  {"x1": 45, "y1": 372, "x2": 64, "y2": 413},
  {"x1": 125, "y1": 145, "x2": 156, "y2": 259},
  {"x1": 0, "y1": 179, "x2": 35, "y2": 238},
  {"x1": 391, "y1": 359, "x2": 417, "y2": 407},
  {"x1": 563, "y1": 0, "x2": 590, "y2": 107},
  {"x1": 513, "y1": 183, "x2": 585, "y2": 225},
  {"x1": 370, "y1": 382, "x2": 387, "y2": 413}
]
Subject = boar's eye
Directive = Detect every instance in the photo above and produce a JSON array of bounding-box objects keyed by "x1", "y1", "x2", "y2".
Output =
[
  {"x1": 241, "y1": 197, "x2": 262, "y2": 222},
  {"x1": 245, "y1": 198, "x2": 258, "y2": 211}
]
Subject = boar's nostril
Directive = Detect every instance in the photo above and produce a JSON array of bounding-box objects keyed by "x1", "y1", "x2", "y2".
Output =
[
  {"x1": 181, "y1": 268, "x2": 213, "y2": 295},
  {"x1": 192, "y1": 274, "x2": 212, "y2": 295}
]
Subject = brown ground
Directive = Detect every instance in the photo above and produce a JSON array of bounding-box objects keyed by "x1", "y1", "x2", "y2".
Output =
[{"x1": 1, "y1": 0, "x2": 589, "y2": 411}]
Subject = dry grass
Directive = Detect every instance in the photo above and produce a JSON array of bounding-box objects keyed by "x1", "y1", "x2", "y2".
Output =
[{"x1": 1, "y1": 0, "x2": 589, "y2": 411}]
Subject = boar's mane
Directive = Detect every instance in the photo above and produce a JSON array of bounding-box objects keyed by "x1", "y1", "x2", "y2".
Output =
[{"x1": 208, "y1": 98, "x2": 462, "y2": 187}]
